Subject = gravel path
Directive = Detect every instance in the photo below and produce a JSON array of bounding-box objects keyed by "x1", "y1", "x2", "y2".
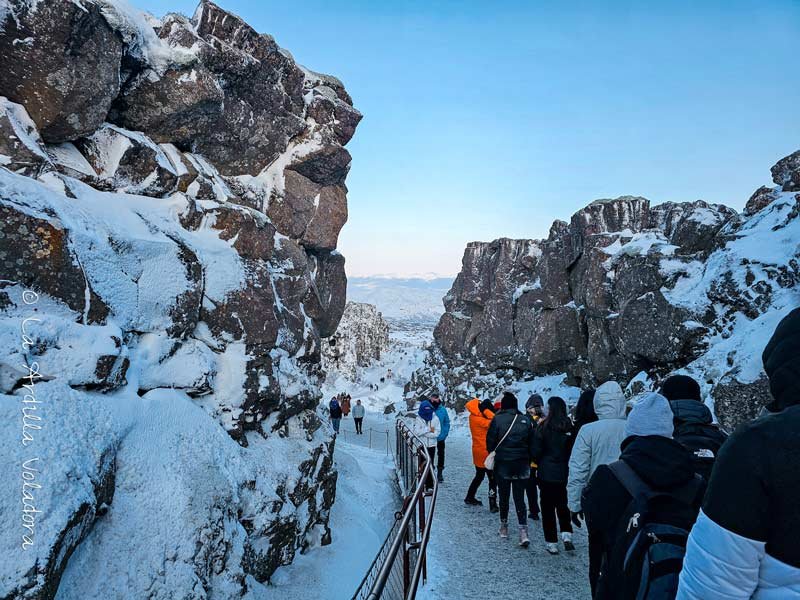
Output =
[{"x1": 417, "y1": 429, "x2": 593, "y2": 600}]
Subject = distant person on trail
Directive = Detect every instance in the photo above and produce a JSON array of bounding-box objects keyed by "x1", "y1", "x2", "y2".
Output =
[
  {"x1": 329, "y1": 397, "x2": 343, "y2": 434},
  {"x1": 341, "y1": 395, "x2": 351, "y2": 417},
  {"x1": 353, "y1": 399, "x2": 365, "y2": 434},
  {"x1": 659, "y1": 374, "x2": 728, "y2": 482},
  {"x1": 567, "y1": 380, "x2": 627, "y2": 596},
  {"x1": 464, "y1": 398, "x2": 498, "y2": 512},
  {"x1": 532, "y1": 396, "x2": 576, "y2": 554},
  {"x1": 678, "y1": 307, "x2": 800, "y2": 600},
  {"x1": 583, "y1": 392, "x2": 704, "y2": 600},
  {"x1": 486, "y1": 391, "x2": 535, "y2": 548},
  {"x1": 430, "y1": 393, "x2": 450, "y2": 483},
  {"x1": 572, "y1": 388, "x2": 598, "y2": 434},
  {"x1": 525, "y1": 394, "x2": 545, "y2": 520},
  {"x1": 413, "y1": 399, "x2": 441, "y2": 490}
]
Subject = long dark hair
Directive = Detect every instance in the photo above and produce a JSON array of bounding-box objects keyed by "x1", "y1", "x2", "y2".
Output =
[
  {"x1": 541, "y1": 396, "x2": 572, "y2": 433},
  {"x1": 573, "y1": 388, "x2": 598, "y2": 432}
]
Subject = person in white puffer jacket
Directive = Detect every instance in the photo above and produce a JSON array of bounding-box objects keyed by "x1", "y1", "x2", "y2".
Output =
[
  {"x1": 412, "y1": 399, "x2": 441, "y2": 490},
  {"x1": 566, "y1": 380, "x2": 627, "y2": 597}
]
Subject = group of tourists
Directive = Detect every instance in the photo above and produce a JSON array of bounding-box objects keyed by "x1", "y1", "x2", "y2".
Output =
[
  {"x1": 415, "y1": 306, "x2": 800, "y2": 599},
  {"x1": 328, "y1": 393, "x2": 365, "y2": 434}
]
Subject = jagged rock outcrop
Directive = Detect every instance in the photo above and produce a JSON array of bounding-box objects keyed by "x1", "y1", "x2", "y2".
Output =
[
  {"x1": 413, "y1": 155, "x2": 800, "y2": 430},
  {"x1": 322, "y1": 301, "x2": 390, "y2": 381},
  {"x1": 0, "y1": 1, "x2": 360, "y2": 597}
]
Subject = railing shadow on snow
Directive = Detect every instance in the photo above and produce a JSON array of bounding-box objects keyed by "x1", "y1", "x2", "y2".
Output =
[{"x1": 351, "y1": 418, "x2": 438, "y2": 600}]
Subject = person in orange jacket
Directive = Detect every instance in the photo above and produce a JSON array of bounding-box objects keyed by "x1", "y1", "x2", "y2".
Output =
[{"x1": 465, "y1": 398, "x2": 499, "y2": 512}]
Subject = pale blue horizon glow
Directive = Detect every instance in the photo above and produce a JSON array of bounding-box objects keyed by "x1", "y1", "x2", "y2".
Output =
[{"x1": 138, "y1": 0, "x2": 800, "y2": 277}]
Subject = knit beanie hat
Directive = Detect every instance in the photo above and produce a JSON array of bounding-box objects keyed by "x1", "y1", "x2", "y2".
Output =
[
  {"x1": 500, "y1": 392, "x2": 518, "y2": 411},
  {"x1": 762, "y1": 306, "x2": 800, "y2": 412},
  {"x1": 660, "y1": 374, "x2": 702, "y2": 402},
  {"x1": 526, "y1": 394, "x2": 544, "y2": 409},
  {"x1": 624, "y1": 392, "x2": 674, "y2": 439},
  {"x1": 479, "y1": 399, "x2": 495, "y2": 415},
  {"x1": 418, "y1": 400, "x2": 435, "y2": 422}
]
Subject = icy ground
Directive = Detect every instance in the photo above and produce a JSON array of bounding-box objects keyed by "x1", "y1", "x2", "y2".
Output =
[
  {"x1": 417, "y1": 424, "x2": 592, "y2": 600},
  {"x1": 252, "y1": 413, "x2": 399, "y2": 599}
]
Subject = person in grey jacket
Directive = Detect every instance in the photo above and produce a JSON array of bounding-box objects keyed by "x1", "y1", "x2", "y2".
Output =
[
  {"x1": 566, "y1": 380, "x2": 627, "y2": 596},
  {"x1": 352, "y1": 399, "x2": 365, "y2": 434}
]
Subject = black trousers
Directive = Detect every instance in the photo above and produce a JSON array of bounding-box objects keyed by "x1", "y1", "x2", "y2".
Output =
[
  {"x1": 588, "y1": 526, "x2": 603, "y2": 597},
  {"x1": 497, "y1": 476, "x2": 527, "y2": 526},
  {"x1": 539, "y1": 480, "x2": 573, "y2": 543},
  {"x1": 420, "y1": 446, "x2": 436, "y2": 489},
  {"x1": 354, "y1": 417, "x2": 363, "y2": 434},
  {"x1": 436, "y1": 439, "x2": 446, "y2": 470},
  {"x1": 525, "y1": 467, "x2": 540, "y2": 516},
  {"x1": 466, "y1": 466, "x2": 496, "y2": 500}
]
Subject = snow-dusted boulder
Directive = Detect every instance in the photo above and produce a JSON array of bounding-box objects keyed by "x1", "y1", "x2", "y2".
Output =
[{"x1": 0, "y1": 0, "x2": 361, "y2": 596}]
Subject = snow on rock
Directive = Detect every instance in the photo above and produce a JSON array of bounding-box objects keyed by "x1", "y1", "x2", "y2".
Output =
[
  {"x1": 322, "y1": 302, "x2": 389, "y2": 381},
  {"x1": 414, "y1": 157, "x2": 800, "y2": 427},
  {"x1": 0, "y1": 0, "x2": 361, "y2": 597}
]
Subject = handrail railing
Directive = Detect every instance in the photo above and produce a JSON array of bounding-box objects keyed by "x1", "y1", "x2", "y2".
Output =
[{"x1": 352, "y1": 418, "x2": 438, "y2": 600}]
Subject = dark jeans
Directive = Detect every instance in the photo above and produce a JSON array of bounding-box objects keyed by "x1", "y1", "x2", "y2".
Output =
[
  {"x1": 420, "y1": 446, "x2": 436, "y2": 489},
  {"x1": 436, "y1": 439, "x2": 446, "y2": 471},
  {"x1": 526, "y1": 467, "x2": 540, "y2": 516},
  {"x1": 588, "y1": 526, "x2": 603, "y2": 597},
  {"x1": 466, "y1": 466, "x2": 496, "y2": 500},
  {"x1": 354, "y1": 417, "x2": 363, "y2": 434},
  {"x1": 331, "y1": 418, "x2": 341, "y2": 433},
  {"x1": 497, "y1": 476, "x2": 527, "y2": 526},
  {"x1": 539, "y1": 480, "x2": 573, "y2": 543}
]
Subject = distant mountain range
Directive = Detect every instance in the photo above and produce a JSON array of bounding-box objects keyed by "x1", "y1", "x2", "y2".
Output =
[{"x1": 347, "y1": 275, "x2": 454, "y2": 326}]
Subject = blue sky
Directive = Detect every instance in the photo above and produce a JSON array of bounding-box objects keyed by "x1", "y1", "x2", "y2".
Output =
[{"x1": 139, "y1": 0, "x2": 800, "y2": 276}]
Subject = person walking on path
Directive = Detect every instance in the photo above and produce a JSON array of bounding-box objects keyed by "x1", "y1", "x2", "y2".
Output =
[
  {"x1": 659, "y1": 374, "x2": 728, "y2": 482},
  {"x1": 572, "y1": 388, "x2": 598, "y2": 434},
  {"x1": 464, "y1": 398, "x2": 498, "y2": 511},
  {"x1": 567, "y1": 380, "x2": 627, "y2": 596},
  {"x1": 583, "y1": 392, "x2": 704, "y2": 599},
  {"x1": 678, "y1": 307, "x2": 800, "y2": 600},
  {"x1": 352, "y1": 399, "x2": 365, "y2": 434},
  {"x1": 486, "y1": 391, "x2": 536, "y2": 548},
  {"x1": 329, "y1": 396, "x2": 343, "y2": 434},
  {"x1": 525, "y1": 394, "x2": 545, "y2": 520},
  {"x1": 431, "y1": 393, "x2": 450, "y2": 483},
  {"x1": 532, "y1": 396, "x2": 576, "y2": 554},
  {"x1": 341, "y1": 394, "x2": 351, "y2": 417},
  {"x1": 413, "y1": 399, "x2": 441, "y2": 490}
]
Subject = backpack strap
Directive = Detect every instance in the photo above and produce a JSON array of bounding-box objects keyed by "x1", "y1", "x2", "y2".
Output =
[{"x1": 608, "y1": 460, "x2": 654, "y2": 500}]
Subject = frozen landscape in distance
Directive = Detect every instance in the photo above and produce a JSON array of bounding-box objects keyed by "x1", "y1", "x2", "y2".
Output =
[{"x1": 0, "y1": 0, "x2": 799, "y2": 598}]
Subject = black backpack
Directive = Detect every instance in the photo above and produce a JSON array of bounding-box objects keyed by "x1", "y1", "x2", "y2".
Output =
[{"x1": 607, "y1": 460, "x2": 703, "y2": 600}]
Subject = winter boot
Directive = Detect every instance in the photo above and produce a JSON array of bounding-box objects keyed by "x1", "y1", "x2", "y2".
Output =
[
  {"x1": 499, "y1": 520, "x2": 509, "y2": 539},
  {"x1": 464, "y1": 497, "x2": 483, "y2": 506},
  {"x1": 437, "y1": 468, "x2": 444, "y2": 483},
  {"x1": 545, "y1": 542, "x2": 560, "y2": 555},
  {"x1": 488, "y1": 492, "x2": 499, "y2": 514},
  {"x1": 518, "y1": 525, "x2": 530, "y2": 548},
  {"x1": 562, "y1": 531, "x2": 575, "y2": 552}
]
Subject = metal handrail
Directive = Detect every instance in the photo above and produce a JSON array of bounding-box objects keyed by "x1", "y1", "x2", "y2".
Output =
[{"x1": 352, "y1": 418, "x2": 439, "y2": 600}]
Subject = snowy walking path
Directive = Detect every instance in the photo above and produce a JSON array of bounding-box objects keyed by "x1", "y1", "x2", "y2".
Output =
[{"x1": 416, "y1": 426, "x2": 592, "y2": 600}]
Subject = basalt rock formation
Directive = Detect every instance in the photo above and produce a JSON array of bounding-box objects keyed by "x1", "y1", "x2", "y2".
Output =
[
  {"x1": 0, "y1": 0, "x2": 360, "y2": 597},
  {"x1": 322, "y1": 301, "x2": 390, "y2": 381},
  {"x1": 411, "y1": 153, "x2": 800, "y2": 429}
]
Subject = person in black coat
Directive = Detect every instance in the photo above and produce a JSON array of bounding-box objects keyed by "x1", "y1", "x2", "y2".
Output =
[
  {"x1": 486, "y1": 392, "x2": 535, "y2": 546},
  {"x1": 532, "y1": 396, "x2": 575, "y2": 554},
  {"x1": 583, "y1": 392, "x2": 705, "y2": 600},
  {"x1": 678, "y1": 306, "x2": 800, "y2": 599},
  {"x1": 659, "y1": 374, "x2": 728, "y2": 481}
]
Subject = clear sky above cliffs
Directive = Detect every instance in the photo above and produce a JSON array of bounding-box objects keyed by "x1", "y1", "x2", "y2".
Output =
[{"x1": 140, "y1": 0, "x2": 800, "y2": 277}]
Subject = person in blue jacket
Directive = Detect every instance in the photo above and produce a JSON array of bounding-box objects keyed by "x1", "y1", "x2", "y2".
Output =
[{"x1": 430, "y1": 393, "x2": 450, "y2": 483}]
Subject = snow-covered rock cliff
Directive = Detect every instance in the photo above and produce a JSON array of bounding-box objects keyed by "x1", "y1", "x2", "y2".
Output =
[
  {"x1": 0, "y1": 0, "x2": 360, "y2": 597},
  {"x1": 410, "y1": 153, "x2": 800, "y2": 428},
  {"x1": 322, "y1": 302, "x2": 390, "y2": 381}
]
